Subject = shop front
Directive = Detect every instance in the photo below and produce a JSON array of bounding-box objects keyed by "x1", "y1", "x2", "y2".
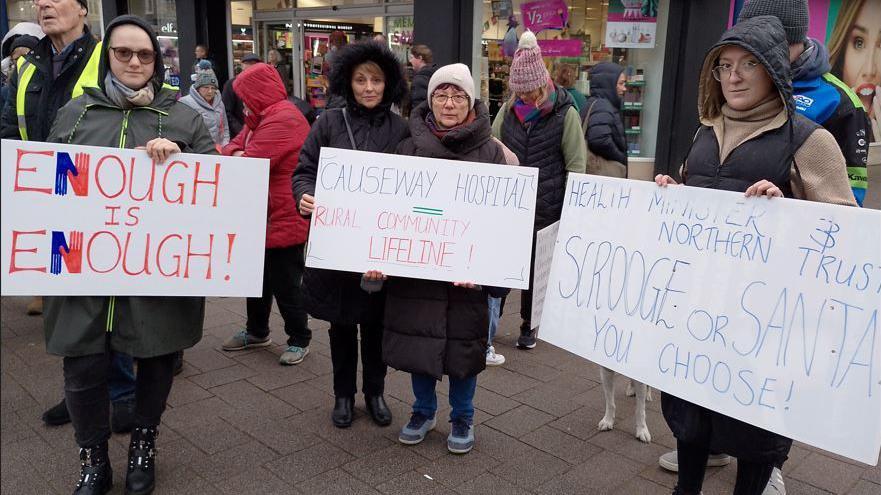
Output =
[
  {"x1": 245, "y1": 0, "x2": 414, "y2": 115},
  {"x1": 479, "y1": 0, "x2": 669, "y2": 162}
]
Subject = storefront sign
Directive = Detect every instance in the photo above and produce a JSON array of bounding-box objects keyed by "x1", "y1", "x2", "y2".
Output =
[
  {"x1": 521, "y1": 0, "x2": 569, "y2": 33},
  {"x1": 537, "y1": 39, "x2": 583, "y2": 58},
  {"x1": 540, "y1": 174, "x2": 881, "y2": 465},
  {"x1": 0, "y1": 141, "x2": 269, "y2": 297},
  {"x1": 306, "y1": 148, "x2": 538, "y2": 289},
  {"x1": 605, "y1": 0, "x2": 658, "y2": 48}
]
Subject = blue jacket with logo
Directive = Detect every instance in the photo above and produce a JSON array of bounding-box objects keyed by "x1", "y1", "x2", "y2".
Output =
[{"x1": 792, "y1": 39, "x2": 869, "y2": 206}]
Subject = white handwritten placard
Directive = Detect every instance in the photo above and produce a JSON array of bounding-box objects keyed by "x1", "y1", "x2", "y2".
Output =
[
  {"x1": 1, "y1": 140, "x2": 269, "y2": 297},
  {"x1": 539, "y1": 174, "x2": 881, "y2": 465},
  {"x1": 306, "y1": 147, "x2": 538, "y2": 289},
  {"x1": 532, "y1": 220, "x2": 559, "y2": 329}
]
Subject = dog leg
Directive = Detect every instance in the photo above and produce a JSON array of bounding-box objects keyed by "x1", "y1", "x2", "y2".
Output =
[
  {"x1": 598, "y1": 367, "x2": 616, "y2": 431},
  {"x1": 625, "y1": 380, "x2": 635, "y2": 397},
  {"x1": 634, "y1": 381, "x2": 651, "y2": 443}
]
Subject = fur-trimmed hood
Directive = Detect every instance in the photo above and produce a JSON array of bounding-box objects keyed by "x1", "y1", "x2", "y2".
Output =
[
  {"x1": 328, "y1": 41, "x2": 406, "y2": 112},
  {"x1": 698, "y1": 15, "x2": 792, "y2": 122}
]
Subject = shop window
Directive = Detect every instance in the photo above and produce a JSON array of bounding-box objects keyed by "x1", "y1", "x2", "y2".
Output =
[{"x1": 128, "y1": 0, "x2": 180, "y2": 87}]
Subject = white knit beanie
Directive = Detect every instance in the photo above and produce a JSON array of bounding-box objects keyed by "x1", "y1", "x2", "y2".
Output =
[{"x1": 427, "y1": 63, "x2": 475, "y2": 109}]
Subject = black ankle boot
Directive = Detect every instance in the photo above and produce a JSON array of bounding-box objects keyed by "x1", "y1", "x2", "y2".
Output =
[
  {"x1": 125, "y1": 426, "x2": 158, "y2": 495},
  {"x1": 332, "y1": 397, "x2": 354, "y2": 428},
  {"x1": 73, "y1": 443, "x2": 112, "y2": 495},
  {"x1": 365, "y1": 395, "x2": 392, "y2": 426}
]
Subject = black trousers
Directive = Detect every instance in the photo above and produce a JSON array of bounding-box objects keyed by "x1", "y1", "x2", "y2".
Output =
[
  {"x1": 246, "y1": 245, "x2": 311, "y2": 348},
  {"x1": 674, "y1": 439, "x2": 774, "y2": 495},
  {"x1": 63, "y1": 349, "x2": 176, "y2": 448},
  {"x1": 329, "y1": 322, "x2": 386, "y2": 398},
  {"x1": 519, "y1": 230, "x2": 539, "y2": 326}
]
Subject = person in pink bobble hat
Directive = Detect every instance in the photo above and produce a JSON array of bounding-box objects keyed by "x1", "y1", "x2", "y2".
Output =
[{"x1": 491, "y1": 30, "x2": 586, "y2": 350}]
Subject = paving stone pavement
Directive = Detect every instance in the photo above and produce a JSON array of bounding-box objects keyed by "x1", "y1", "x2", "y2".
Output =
[{"x1": 2, "y1": 295, "x2": 879, "y2": 494}]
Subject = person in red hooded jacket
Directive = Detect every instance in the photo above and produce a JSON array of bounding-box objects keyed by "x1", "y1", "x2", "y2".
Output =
[{"x1": 220, "y1": 63, "x2": 313, "y2": 366}]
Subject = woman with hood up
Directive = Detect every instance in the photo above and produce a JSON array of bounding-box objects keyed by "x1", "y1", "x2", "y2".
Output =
[
  {"x1": 292, "y1": 41, "x2": 408, "y2": 429},
  {"x1": 364, "y1": 63, "x2": 514, "y2": 454},
  {"x1": 655, "y1": 16, "x2": 856, "y2": 495},
  {"x1": 583, "y1": 62, "x2": 628, "y2": 171},
  {"x1": 45, "y1": 15, "x2": 217, "y2": 495}
]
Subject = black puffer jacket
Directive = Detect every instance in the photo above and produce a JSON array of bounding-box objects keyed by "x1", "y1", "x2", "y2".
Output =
[
  {"x1": 384, "y1": 101, "x2": 510, "y2": 380},
  {"x1": 409, "y1": 64, "x2": 437, "y2": 112},
  {"x1": 292, "y1": 41, "x2": 408, "y2": 325},
  {"x1": 583, "y1": 62, "x2": 628, "y2": 165},
  {"x1": 499, "y1": 86, "x2": 575, "y2": 230},
  {"x1": 663, "y1": 16, "x2": 797, "y2": 465}
]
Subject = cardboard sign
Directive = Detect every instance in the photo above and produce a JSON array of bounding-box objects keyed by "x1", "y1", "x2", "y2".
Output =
[
  {"x1": 531, "y1": 220, "x2": 559, "y2": 328},
  {"x1": 540, "y1": 174, "x2": 881, "y2": 465},
  {"x1": 305, "y1": 147, "x2": 538, "y2": 289},
  {"x1": 1, "y1": 140, "x2": 269, "y2": 297}
]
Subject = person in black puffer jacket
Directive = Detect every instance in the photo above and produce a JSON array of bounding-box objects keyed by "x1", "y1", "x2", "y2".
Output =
[
  {"x1": 371, "y1": 63, "x2": 512, "y2": 455},
  {"x1": 584, "y1": 62, "x2": 629, "y2": 166},
  {"x1": 292, "y1": 41, "x2": 408, "y2": 430},
  {"x1": 492, "y1": 30, "x2": 586, "y2": 350}
]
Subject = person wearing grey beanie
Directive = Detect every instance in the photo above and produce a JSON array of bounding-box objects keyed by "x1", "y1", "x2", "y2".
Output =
[{"x1": 734, "y1": 0, "x2": 870, "y2": 208}]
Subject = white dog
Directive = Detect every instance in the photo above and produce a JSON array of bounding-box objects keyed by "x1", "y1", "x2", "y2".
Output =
[{"x1": 598, "y1": 367, "x2": 652, "y2": 443}]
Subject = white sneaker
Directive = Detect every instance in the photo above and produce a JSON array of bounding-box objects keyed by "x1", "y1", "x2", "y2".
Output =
[
  {"x1": 486, "y1": 346, "x2": 505, "y2": 366},
  {"x1": 762, "y1": 467, "x2": 786, "y2": 494}
]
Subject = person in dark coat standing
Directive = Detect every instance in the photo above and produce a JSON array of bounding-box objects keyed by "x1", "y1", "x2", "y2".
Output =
[
  {"x1": 370, "y1": 64, "x2": 512, "y2": 454},
  {"x1": 492, "y1": 30, "x2": 586, "y2": 350},
  {"x1": 44, "y1": 15, "x2": 218, "y2": 495},
  {"x1": 221, "y1": 52, "x2": 261, "y2": 139},
  {"x1": 655, "y1": 16, "x2": 856, "y2": 495},
  {"x1": 584, "y1": 62, "x2": 629, "y2": 166},
  {"x1": 292, "y1": 41, "x2": 408, "y2": 429},
  {"x1": 408, "y1": 44, "x2": 437, "y2": 112},
  {"x1": 220, "y1": 63, "x2": 313, "y2": 366}
]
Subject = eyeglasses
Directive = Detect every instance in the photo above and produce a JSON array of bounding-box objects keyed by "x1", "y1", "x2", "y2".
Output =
[
  {"x1": 109, "y1": 46, "x2": 156, "y2": 64},
  {"x1": 712, "y1": 60, "x2": 760, "y2": 81},
  {"x1": 432, "y1": 93, "x2": 469, "y2": 105}
]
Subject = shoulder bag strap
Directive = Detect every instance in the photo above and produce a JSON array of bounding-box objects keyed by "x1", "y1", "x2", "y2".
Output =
[{"x1": 342, "y1": 108, "x2": 358, "y2": 150}]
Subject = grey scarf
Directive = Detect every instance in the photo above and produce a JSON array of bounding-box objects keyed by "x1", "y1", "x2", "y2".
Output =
[{"x1": 104, "y1": 72, "x2": 155, "y2": 108}]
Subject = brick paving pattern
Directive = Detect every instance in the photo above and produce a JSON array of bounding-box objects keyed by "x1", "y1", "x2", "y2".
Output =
[{"x1": 2, "y1": 295, "x2": 879, "y2": 494}]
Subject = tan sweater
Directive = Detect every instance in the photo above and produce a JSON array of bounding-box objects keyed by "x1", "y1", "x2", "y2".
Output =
[{"x1": 697, "y1": 97, "x2": 857, "y2": 207}]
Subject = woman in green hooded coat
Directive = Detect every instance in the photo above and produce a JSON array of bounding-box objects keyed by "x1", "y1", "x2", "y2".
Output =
[{"x1": 45, "y1": 15, "x2": 216, "y2": 495}]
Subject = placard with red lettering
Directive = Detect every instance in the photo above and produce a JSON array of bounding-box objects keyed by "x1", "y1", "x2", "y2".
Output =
[
  {"x1": 1, "y1": 140, "x2": 269, "y2": 297},
  {"x1": 306, "y1": 147, "x2": 538, "y2": 289}
]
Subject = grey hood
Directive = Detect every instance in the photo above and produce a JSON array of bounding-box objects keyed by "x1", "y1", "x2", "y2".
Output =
[{"x1": 791, "y1": 38, "x2": 831, "y2": 82}]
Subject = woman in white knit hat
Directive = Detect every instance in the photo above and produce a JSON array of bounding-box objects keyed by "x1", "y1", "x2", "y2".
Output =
[{"x1": 491, "y1": 30, "x2": 586, "y2": 349}]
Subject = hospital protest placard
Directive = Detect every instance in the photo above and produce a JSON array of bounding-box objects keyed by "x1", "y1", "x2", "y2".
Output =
[
  {"x1": 306, "y1": 147, "x2": 538, "y2": 289},
  {"x1": 539, "y1": 174, "x2": 881, "y2": 465},
  {"x1": 1, "y1": 140, "x2": 269, "y2": 297}
]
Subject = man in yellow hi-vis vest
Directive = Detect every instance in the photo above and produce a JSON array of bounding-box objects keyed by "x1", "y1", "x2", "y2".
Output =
[
  {"x1": 1, "y1": 0, "x2": 100, "y2": 144},
  {"x1": 0, "y1": 0, "x2": 141, "y2": 441}
]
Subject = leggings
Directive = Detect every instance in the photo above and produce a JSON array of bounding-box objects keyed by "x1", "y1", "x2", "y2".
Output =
[
  {"x1": 674, "y1": 439, "x2": 774, "y2": 495},
  {"x1": 63, "y1": 350, "x2": 176, "y2": 448}
]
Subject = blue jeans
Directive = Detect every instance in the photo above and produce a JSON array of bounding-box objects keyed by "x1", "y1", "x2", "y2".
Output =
[
  {"x1": 109, "y1": 352, "x2": 136, "y2": 403},
  {"x1": 487, "y1": 296, "x2": 501, "y2": 349},
  {"x1": 411, "y1": 373, "x2": 477, "y2": 424}
]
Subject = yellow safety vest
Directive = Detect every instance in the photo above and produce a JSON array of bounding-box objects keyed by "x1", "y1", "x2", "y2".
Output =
[{"x1": 15, "y1": 40, "x2": 103, "y2": 141}]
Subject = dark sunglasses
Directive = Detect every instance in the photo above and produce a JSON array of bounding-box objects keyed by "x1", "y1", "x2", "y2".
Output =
[{"x1": 109, "y1": 46, "x2": 156, "y2": 64}]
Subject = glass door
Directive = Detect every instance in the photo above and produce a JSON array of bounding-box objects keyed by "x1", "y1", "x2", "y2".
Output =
[{"x1": 256, "y1": 20, "x2": 297, "y2": 95}]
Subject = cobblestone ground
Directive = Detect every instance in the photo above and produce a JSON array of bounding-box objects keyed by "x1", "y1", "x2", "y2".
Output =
[{"x1": 2, "y1": 295, "x2": 879, "y2": 494}]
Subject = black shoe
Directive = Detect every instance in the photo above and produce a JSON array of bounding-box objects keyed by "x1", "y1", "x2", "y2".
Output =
[
  {"x1": 125, "y1": 426, "x2": 158, "y2": 495},
  {"x1": 365, "y1": 395, "x2": 392, "y2": 426},
  {"x1": 42, "y1": 398, "x2": 71, "y2": 426},
  {"x1": 73, "y1": 443, "x2": 113, "y2": 494},
  {"x1": 111, "y1": 398, "x2": 136, "y2": 434},
  {"x1": 173, "y1": 351, "x2": 184, "y2": 376},
  {"x1": 517, "y1": 322, "x2": 537, "y2": 349},
  {"x1": 331, "y1": 397, "x2": 354, "y2": 428}
]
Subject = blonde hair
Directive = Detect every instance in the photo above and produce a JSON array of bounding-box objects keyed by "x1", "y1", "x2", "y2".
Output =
[
  {"x1": 827, "y1": 0, "x2": 865, "y2": 83},
  {"x1": 352, "y1": 61, "x2": 384, "y2": 80},
  {"x1": 507, "y1": 83, "x2": 551, "y2": 108}
]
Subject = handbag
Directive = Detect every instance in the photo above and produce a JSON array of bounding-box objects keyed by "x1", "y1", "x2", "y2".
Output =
[{"x1": 583, "y1": 100, "x2": 627, "y2": 178}]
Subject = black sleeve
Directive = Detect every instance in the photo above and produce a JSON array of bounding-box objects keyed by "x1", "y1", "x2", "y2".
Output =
[
  {"x1": 586, "y1": 101, "x2": 628, "y2": 165},
  {"x1": 484, "y1": 286, "x2": 511, "y2": 298},
  {"x1": 221, "y1": 81, "x2": 244, "y2": 138},
  {"x1": 292, "y1": 113, "x2": 328, "y2": 215},
  {"x1": 822, "y1": 101, "x2": 869, "y2": 206},
  {"x1": 1, "y1": 68, "x2": 21, "y2": 139},
  {"x1": 410, "y1": 73, "x2": 428, "y2": 111}
]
